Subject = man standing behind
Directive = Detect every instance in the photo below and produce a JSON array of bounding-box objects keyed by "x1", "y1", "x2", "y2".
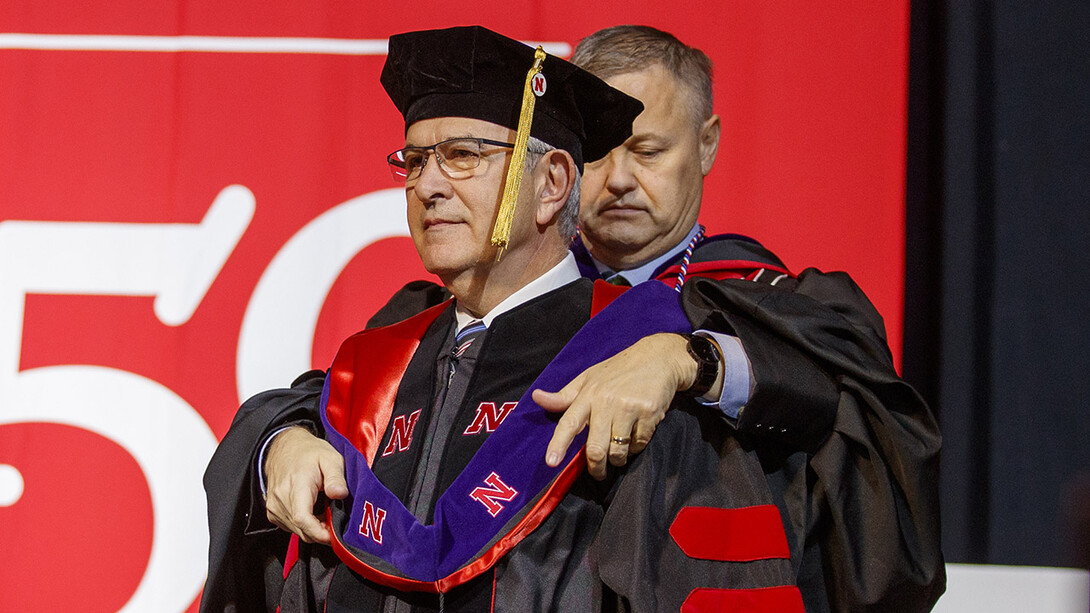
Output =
[{"x1": 535, "y1": 25, "x2": 946, "y2": 612}]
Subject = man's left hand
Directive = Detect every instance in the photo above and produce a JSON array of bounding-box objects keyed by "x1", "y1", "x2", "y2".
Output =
[{"x1": 534, "y1": 332, "x2": 701, "y2": 480}]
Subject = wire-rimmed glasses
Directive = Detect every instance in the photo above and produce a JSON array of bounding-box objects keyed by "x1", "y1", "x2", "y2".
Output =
[{"x1": 387, "y1": 137, "x2": 515, "y2": 183}]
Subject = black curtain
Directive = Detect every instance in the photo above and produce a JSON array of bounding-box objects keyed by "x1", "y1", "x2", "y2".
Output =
[{"x1": 904, "y1": 0, "x2": 1090, "y2": 568}]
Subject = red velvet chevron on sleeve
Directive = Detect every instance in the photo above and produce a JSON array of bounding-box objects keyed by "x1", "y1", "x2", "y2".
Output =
[{"x1": 669, "y1": 505, "x2": 791, "y2": 562}]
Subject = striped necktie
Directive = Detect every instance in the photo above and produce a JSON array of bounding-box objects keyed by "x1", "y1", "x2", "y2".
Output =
[{"x1": 452, "y1": 320, "x2": 487, "y2": 359}]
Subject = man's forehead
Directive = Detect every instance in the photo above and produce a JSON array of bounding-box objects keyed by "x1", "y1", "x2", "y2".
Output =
[
  {"x1": 405, "y1": 116, "x2": 514, "y2": 145},
  {"x1": 604, "y1": 66, "x2": 682, "y2": 106},
  {"x1": 606, "y1": 66, "x2": 703, "y2": 134}
]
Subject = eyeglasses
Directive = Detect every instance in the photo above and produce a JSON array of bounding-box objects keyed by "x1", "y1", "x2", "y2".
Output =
[{"x1": 387, "y1": 137, "x2": 515, "y2": 183}]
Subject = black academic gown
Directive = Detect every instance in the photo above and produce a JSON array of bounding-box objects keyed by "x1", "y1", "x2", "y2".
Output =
[
  {"x1": 201, "y1": 236, "x2": 945, "y2": 613},
  {"x1": 306, "y1": 278, "x2": 606, "y2": 612},
  {"x1": 592, "y1": 272, "x2": 945, "y2": 613},
  {"x1": 202, "y1": 279, "x2": 612, "y2": 613}
]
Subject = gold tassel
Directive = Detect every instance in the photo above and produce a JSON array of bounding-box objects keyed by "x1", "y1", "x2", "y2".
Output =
[{"x1": 491, "y1": 47, "x2": 546, "y2": 258}]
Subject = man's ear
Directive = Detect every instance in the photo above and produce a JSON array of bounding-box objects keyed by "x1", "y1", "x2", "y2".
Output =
[
  {"x1": 534, "y1": 149, "x2": 577, "y2": 226},
  {"x1": 699, "y1": 114, "x2": 721, "y2": 176}
]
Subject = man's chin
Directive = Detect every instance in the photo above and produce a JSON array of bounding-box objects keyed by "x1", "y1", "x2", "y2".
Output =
[
  {"x1": 422, "y1": 261, "x2": 463, "y2": 278},
  {"x1": 418, "y1": 249, "x2": 465, "y2": 275},
  {"x1": 583, "y1": 222, "x2": 655, "y2": 253}
]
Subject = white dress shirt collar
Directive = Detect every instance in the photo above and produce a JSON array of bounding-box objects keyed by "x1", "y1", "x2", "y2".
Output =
[{"x1": 454, "y1": 252, "x2": 582, "y2": 332}]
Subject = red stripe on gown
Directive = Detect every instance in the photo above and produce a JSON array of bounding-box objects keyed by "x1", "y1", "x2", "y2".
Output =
[
  {"x1": 681, "y1": 586, "x2": 804, "y2": 613},
  {"x1": 669, "y1": 505, "x2": 791, "y2": 562}
]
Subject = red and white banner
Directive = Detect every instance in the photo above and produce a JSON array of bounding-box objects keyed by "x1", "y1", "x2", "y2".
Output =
[{"x1": 0, "y1": 2, "x2": 908, "y2": 610}]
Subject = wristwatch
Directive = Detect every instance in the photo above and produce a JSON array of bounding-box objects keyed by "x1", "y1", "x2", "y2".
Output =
[{"x1": 682, "y1": 333, "x2": 721, "y2": 397}]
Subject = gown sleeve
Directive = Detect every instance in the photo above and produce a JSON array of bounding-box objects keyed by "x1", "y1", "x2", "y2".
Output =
[{"x1": 680, "y1": 270, "x2": 946, "y2": 612}]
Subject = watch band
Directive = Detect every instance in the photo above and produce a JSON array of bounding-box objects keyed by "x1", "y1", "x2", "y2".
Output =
[{"x1": 683, "y1": 333, "x2": 721, "y2": 397}]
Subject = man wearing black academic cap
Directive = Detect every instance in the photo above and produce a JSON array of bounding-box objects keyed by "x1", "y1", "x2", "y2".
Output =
[{"x1": 201, "y1": 25, "x2": 677, "y2": 612}]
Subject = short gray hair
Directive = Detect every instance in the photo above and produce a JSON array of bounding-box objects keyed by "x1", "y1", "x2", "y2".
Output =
[
  {"x1": 525, "y1": 136, "x2": 581, "y2": 240},
  {"x1": 571, "y1": 25, "x2": 713, "y2": 127}
]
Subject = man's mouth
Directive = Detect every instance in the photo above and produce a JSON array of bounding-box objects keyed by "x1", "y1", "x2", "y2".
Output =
[
  {"x1": 598, "y1": 201, "x2": 646, "y2": 215},
  {"x1": 423, "y1": 217, "x2": 462, "y2": 230}
]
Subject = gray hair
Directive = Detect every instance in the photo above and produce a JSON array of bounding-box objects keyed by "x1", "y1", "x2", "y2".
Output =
[
  {"x1": 571, "y1": 25, "x2": 713, "y2": 127},
  {"x1": 525, "y1": 136, "x2": 581, "y2": 240}
]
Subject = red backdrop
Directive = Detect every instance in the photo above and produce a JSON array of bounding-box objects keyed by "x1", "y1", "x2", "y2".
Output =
[{"x1": 0, "y1": 2, "x2": 908, "y2": 610}]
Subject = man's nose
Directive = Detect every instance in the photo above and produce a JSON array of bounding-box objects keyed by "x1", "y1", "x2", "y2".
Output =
[
  {"x1": 604, "y1": 149, "x2": 638, "y2": 194},
  {"x1": 412, "y1": 152, "x2": 452, "y2": 203}
]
